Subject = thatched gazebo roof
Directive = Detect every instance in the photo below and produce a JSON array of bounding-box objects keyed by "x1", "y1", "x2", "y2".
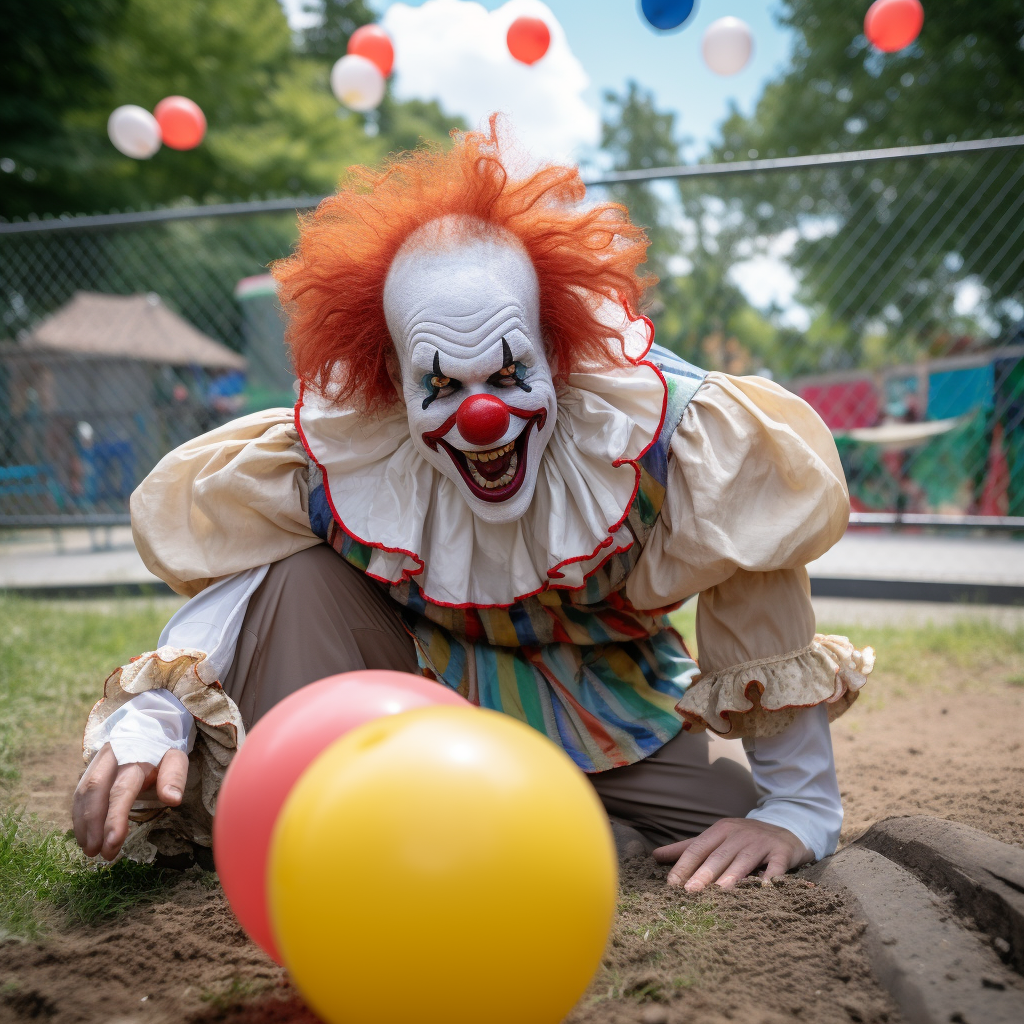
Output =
[{"x1": 24, "y1": 291, "x2": 246, "y2": 370}]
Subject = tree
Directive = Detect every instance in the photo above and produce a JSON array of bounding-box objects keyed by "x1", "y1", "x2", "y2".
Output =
[
  {"x1": 599, "y1": 83, "x2": 798, "y2": 374},
  {"x1": 0, "y1": 0, "x2": 128, "y2": 218},
  {"x1": 0, "y1": 0, "x2": 460, "y2": 220},
  {"x1": 705, "y1": 1, "x2": 1024, "y2": 370},
  {"x1": 715, "y1": 1, "x2": 1024, "y2": 159},
  {"x1": 298, "y1": 0, "x2": 377, "y2": 58},
  {"x1": 600, "y1": 83, "x2": 685, "y2": 283}
]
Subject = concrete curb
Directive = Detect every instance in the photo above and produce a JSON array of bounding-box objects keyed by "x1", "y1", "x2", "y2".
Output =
[
  {"x1": 1, "y1": 582, "x2": 175, "y2": 600},
  {"x1": 804, "y1": 816, "x2": 1024, "y2": 1024},
  {"x1": 809, "y1": 577, "x2": 1024, "y2": 605},
  {"x1": 805, "y1": 846, "x2": 1024, "y2": 1023},
  {"x1": 857, "y1": 816, "x2": 1024, "y2": 976}
]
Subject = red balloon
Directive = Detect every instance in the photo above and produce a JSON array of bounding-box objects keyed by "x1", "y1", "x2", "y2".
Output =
[
  {"x1": 507, "y1": 16, "x2": 551, "y2": 66},
  {"x1": 213, "y1": 671, "x2": 469, "y2": 962},
  {"x1": 864, "y1": 0, "x2": 924, "y2": 53},
  {"x1": 153, "y1": 96, "x2": 206, "y2": 150},
  {"x1": 347, "y1": 24, "x2": 395, "y2": 77}
]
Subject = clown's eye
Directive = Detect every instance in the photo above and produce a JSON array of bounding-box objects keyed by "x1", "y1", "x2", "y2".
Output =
[
  {"x1": 421, "y1": 353, "x2": 461, "y2": 409},
  {"x1": 489, "y1": 361, "x2": 530, "y2": 390},
  {"x1": 488, "y1": 338, "x2": 532, "y2": 393}
]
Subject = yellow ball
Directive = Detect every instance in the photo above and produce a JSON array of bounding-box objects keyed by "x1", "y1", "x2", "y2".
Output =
[{"x1": 268, "y1": 705, "x2": 617, "y2": 1024}]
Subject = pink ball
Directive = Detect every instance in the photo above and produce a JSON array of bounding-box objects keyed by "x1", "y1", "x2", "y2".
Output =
[{"x1": 213, "y1": 670, "x2": 469, "y2": 962}]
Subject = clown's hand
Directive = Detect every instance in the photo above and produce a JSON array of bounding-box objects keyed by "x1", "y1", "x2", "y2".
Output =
[
  {"x1": 72, "y1": 743, "x2": 188, "y2": 861},
  {"x1": 653, "y1": 818, "x2": 812, "y2": 891}
]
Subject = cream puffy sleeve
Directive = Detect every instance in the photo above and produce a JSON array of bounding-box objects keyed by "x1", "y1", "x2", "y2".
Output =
[
  {"x1": 627, "y1": 372, "x2": 874, "y2": 738},
  {"x1": 131, "y1": 408, "x2": 320, "y2": 597}
]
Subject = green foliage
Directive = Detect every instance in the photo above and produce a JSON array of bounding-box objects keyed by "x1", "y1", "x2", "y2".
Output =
[
  {"x1": 601, "y1": 7, "x2": 1024, "y2": 376},
  {"x1": 1, "y1": 0, "x2": 461, "y2": 219},
  {"x1": 0, "y1": 810, "x2": 168, "y2": 938},
  {"x1": 718, "y1": 1, "x2": 1024, "y2": 161},
  {"x1": 200, "y1": 975, "x2": 275, "y2": 1012},
  {"x1": 628, "y1": 903, "x2": 726, "y2": 942},
  {"x1": 0, "y1": 594, "x2": 180, "y2": 781},
  {"x1": 1, "y1": 212, "x2": 301, "y2": 355},
  {"x1": 0, "y1": 0, "x2": 128, "y2": 218},
  {"x1": 601, "y1": 83, "x2": 686, "y2": 282},
  {"x1": 298, "y1": 0, "x2": 377, "y2": 59},
  {"x1": 599, "y1": 84, "x2": 800, "y2": 374},
  {"x1": 676, "y1": 599, "x2": 1024, "y2": 687},
  {"x1": 815, "y1": 614, "x2": 1024, "y2": 703},
  {"x1": 705, "y1": 1, "x2": 1024, "y2": 370}
]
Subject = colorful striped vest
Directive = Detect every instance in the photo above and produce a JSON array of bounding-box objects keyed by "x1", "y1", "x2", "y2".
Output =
[{"x1": 307, "y1": 346, "x2": 708, "y2": 771}]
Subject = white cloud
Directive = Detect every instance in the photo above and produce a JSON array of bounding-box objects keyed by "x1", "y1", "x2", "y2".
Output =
[
  {"x1": 728, "y1": 229, "x2": 813, "y2": 330},
  {"x1": 382, "y1": 0, "x2": 599, "y2": 162}
]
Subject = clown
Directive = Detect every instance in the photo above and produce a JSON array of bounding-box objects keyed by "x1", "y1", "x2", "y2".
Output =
[{"x1": 73, "y1": 120, "x2": 873, "y2": 890}]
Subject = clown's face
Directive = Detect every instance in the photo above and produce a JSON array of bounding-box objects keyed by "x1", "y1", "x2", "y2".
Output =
[{"x1": 383, "y1": 221, "x2": 557, "y2": 524}]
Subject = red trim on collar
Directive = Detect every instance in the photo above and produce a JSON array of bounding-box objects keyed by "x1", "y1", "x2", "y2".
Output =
[{"x1": 293, "y1": 306, "x2": 669, "y2": 610}]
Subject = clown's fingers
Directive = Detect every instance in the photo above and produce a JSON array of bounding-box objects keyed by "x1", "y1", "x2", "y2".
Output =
[
  {"x1": 667, "y1": 830, "x2": 749, "y2": 890},
  {"x1": 100, "y1": 761, "x2": 153, "y2": 861},
  {"x1": 155, "y1": 749, "x2": 189, "y2": 806},
  {"x1": 652, "y1": 835, "x2": 696, "y2": 864},
  {"x1": 714, "y1": 845, "x2": 774, "y2": 890},
  {"x1": 663, "y1": 818, "x2": 746, "y2": 888},
  {"x1": 761, "y1": 851, "x2": 793, "y2": 885},
  {"x1": 675, "y1": 838, "x2": 749, "y2": 891},
  {"x1": 72, "y1": 744, "x2": 119, "y2": 858}
]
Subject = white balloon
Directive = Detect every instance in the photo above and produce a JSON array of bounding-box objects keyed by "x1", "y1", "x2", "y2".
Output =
[
  {"x1": 107, "y1": 104, "x2": 162, "y2": 159},
  {"x1": 701, "y1": 17, "x2": 754, "y2": 76},
  {"x1": 330, "y1": 54, "x2": 386, "y2": 112}
]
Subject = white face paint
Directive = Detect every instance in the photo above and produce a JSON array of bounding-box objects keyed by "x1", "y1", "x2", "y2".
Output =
[{"x1": 383, "y1": 219, "x2": 557, "y2": 524}]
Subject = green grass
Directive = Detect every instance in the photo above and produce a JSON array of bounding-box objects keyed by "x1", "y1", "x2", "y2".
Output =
[
  {"x1": 0, "y1": 809, "x2": 170, "y2": 938},
  {"x1": 0, "y1": 596, "x2": 182, "y2": 937},
  {"x1": 670, "y1": 600, "x2": 1024, "y2": 705},
  {"x1": 629, "y1": 902, "x2": 727, "y2": 942},
  {"x1": 200, "y1": 976, "x2": 275, "y2": 1012},
  {"x1": 818, "y1": 616, "x2": 1024, "y2": 706},
  {"x1": 1, "y1": 594, "x2": 1020, "y2": 946},
  {"x1": 0, "y1": 594, "x2": 182, "y2": 781}
]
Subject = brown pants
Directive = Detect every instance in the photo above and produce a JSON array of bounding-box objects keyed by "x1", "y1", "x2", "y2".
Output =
[{"x1": 222, "y1": 546, "x2": 758, "y2": 848}]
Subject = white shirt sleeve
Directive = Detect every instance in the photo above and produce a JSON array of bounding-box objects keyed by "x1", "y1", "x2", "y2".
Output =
[
  {"x1": 742, "y1": 703, "x2": 843, "y2": 861},
  {"x1": 95, "y1": 688, "x2": 197, "y2": 766},
  {"x1": 87, "y1": 566, "x2": 269, "y2": 767},
  {"x1": 158, "y1": 564, "x2": 270, "y2": 682}
]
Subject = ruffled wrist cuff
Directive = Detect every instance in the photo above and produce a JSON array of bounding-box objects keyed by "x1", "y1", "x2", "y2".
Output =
[
  {"x1": 676, "y1": 634, "x2": 875, "y2": 739},
  {"x1": 82, "y1": 646, "x2": 246, "y2": 861}
]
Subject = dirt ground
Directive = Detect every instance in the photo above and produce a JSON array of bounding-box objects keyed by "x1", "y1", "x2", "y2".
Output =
[{"x1": 2, "y1": 672, "x2": 1021, "y2": 1024}]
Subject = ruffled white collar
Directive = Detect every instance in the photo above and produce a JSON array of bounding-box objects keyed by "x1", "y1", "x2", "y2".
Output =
[{"x1": 295, "y1": 316, "x2": 667, "y2": 608}]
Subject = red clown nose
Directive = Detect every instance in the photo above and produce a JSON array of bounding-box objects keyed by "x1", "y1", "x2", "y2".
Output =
[{"x1": 457, "y1": 394, "x2": 511, "y2": 447}]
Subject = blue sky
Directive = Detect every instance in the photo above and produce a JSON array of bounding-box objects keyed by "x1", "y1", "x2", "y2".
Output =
[{"x1": 368, "y1": 1, "x2": 796, "y2": 158}]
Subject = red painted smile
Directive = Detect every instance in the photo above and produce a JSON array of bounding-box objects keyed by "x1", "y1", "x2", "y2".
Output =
[{"x1": 423, "y1": 410, "x2": 546, "y2": 502}]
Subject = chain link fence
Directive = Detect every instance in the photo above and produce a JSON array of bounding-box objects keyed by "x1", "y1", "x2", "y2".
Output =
[
  {"x1": 0, "y1": 204, "x2": 309, "y2": 524},
  {"x1": 2, "y1": 137, "x2": 1023, "y2": 526}
]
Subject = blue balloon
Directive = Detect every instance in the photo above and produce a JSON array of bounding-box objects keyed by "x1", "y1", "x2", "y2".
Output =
[{"x1": 640, "y1": 0, "x2": 697, "y2": 32}]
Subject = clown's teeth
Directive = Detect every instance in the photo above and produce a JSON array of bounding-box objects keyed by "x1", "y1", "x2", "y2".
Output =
[
  {"x1": 466, "y1": 451, "x2": 518, "y2": 491},
  {"x1": 484, "y1": 454, "x2": 518, "y2": 489},
  {"x1": 467, "y1": 461, "x2": 489, "y2": 487},
  {"x1": 465, "y1": 440, "x2": 515, "y2": 463}
]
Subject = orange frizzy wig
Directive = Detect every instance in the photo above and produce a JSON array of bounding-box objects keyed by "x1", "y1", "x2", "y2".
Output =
[{"x1": 273, "y1": 115, "x2": 654, "y2": 413}]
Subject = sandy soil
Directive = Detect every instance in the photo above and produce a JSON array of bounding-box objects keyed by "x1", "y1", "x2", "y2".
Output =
[{"x1": 2, "y1": 678, "x2": 1021, "y2": 1024}]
